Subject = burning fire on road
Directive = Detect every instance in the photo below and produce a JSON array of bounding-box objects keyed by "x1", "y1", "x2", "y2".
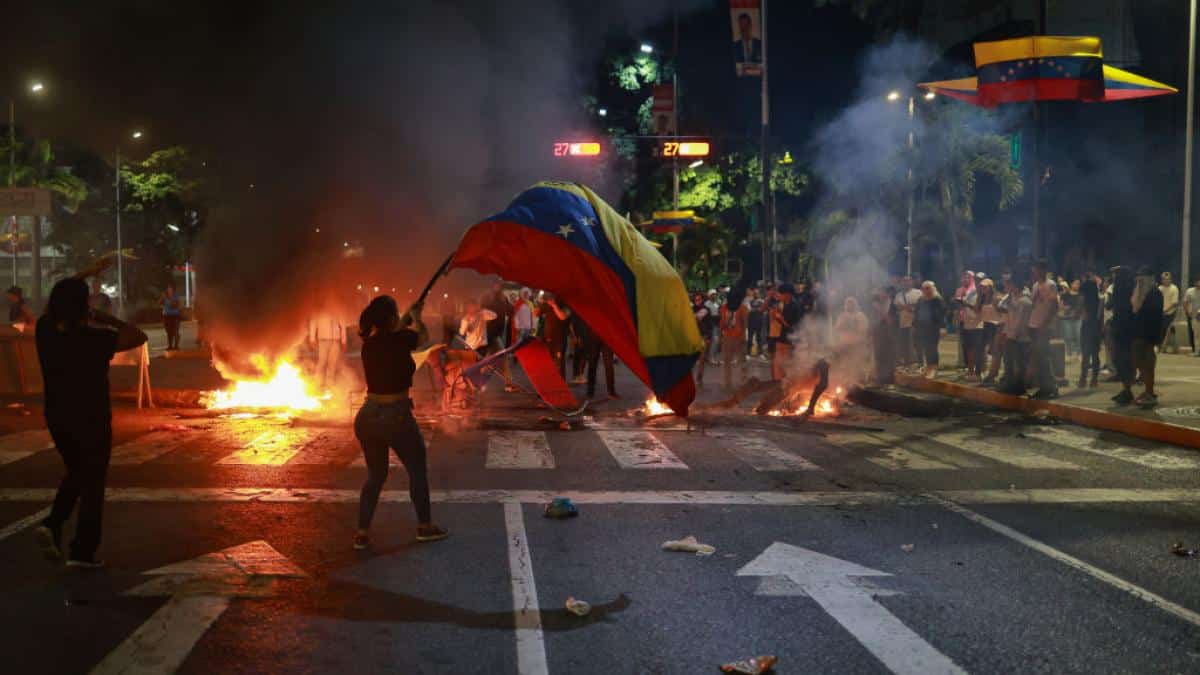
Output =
[{"x1": 202, "y1": 354, "x2": 331, "y2": 415}]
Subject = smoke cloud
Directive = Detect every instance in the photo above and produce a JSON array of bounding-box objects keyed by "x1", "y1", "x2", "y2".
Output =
[{"x1": 195, "y1": 0, "x2": 715, "y2": 369}]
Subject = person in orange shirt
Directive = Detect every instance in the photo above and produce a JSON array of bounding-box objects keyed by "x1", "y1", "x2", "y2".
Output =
[{"x1": 720, "y1": 287, "x2": 749, "y2": 390}]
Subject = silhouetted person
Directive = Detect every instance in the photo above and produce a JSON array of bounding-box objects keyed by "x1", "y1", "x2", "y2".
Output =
[
  {"x1": 354, "y1": 295, "x2": 447, "y2": 550},
  {"x1": 34, "y1": 264, "x2": 147, "y2": 567},
  {"x1": 1109, "y1": 266, "x2": 1137, "y2": 405},
  {"x1": 6, "y1": 285, "x2": 34, "y2": 328},
  {"x1": 161, "y1": 282, "x2": 183, "y2": 350}
]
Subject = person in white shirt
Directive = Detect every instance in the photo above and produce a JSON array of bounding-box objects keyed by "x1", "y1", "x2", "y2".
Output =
[
  {"x1": 308, "y1": 312, "x2": 346, "y2": 389},
  {"x1": 1159, "y1": 272, "x2": 1181, "y2": 353},
  {"x1": 1184, "y1": 276, "x2": 1200, "y2": 356},
  {"x1": 512, "y1": 288, "x2": 534, "y2": 340},
  {"x1": 1027, "y1": 260, "x2": 1059, "y2": 399},
  {"x1": 457, "y1": 301, "x2": 497, "y2": 353},
  {"x1": 893, "y1": 276, "x2": 921, "y2": 366}
]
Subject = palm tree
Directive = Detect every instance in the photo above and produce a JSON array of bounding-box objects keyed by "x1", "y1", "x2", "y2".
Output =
[{"x1": 2, "y1": 137, "x2": 88, "y2": 212}]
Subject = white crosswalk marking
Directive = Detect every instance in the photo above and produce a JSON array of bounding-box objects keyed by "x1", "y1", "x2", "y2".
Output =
[
  {"x1": 1022, "y1": 426, "x2": 1200, "y2": 470},
  {"x1": 111, "y1": 431, "x2": 192, "y2": 466},
  {"x1": 0, "y1": 429, "x2": 53, "y2": 465},
  {"x1": 829, "y1": 432, "x2": 983, "y2": 471},
  {"x1": 597, "y1": 430, "x2": 688, "y2": 469},
  {"x1": 933, "y1": 429, "x2": 1083, "y2": 470},
  {"x1": 217, "y1": 429, "x2": 313, "y2": 466},
  {"x1": 710, "y1": 431, "x2": 820, "y2": 471},
  {"x1": 487, "y1": 431, "x2": 555, "y2": 469}
]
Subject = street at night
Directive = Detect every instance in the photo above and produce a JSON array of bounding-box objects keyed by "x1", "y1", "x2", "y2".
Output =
[
  {"x1": 5, "y1": 0, "x2": 1200, "y2": 673},
  {"x1": 2, "y1": 362, "x2": 1200, "y2": 674}
]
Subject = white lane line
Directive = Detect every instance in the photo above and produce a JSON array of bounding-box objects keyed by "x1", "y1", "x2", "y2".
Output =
[
  {"x1": 933, "y1": 430, "x2": 1083, "y2": 470},
  {"x1": 0, "y1": 506, "x2": 50, "y2": 541},
  {"x1": 488, "y1": 431, "x2": 555, "y2": 469},
  {"x1": 597, "y1": 430, "x2": 688, "y2": 469},
  {"x1": 111, "y1": 431, "x2": 192, "y2": 466},
  {"x1": 1, "y1": 487, "x2": 1197, "y2": 506},
  {"x1": 829, "y1": 432, "x2": 981, "y2": 471},
  {"x1": 503, "y1": 502, "x2": 548, "y2": 675},
  {"x1": 0, "y1": 429, "x2": 53, "y2": 465},
  {"x1": 1022, "y1": 426, "x2": 1200, "y2": 470},
  {"x1": 933, "y1": 495, "x2": 1200, "y2": 628},
  {"x1": 217, "y1": 430, "x2": 311, "y2": 466},
  {"x1": 90, "y1": 595, "x2": 230, "y2": 675},
  {"x1": 710, "y1": 431, "x2": 820, "y2": 471}
]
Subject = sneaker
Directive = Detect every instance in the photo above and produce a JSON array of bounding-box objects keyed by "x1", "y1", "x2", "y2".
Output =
[
  {"x1": 1139, "y1": 394, "x2": 1159, "y2": 408},
  {"x1": 353, "y1": 533, "x2": 370, "y2": 550},
  {"x1": 1031, "y1": 389, "x2": 1059, "y2": 401},
  {"x1": 1112, "y1": 390, "x2": 1134, "y2": 405},
  {"x1": 66, "y1": 556, "x2": 106, "y2": 569},
  {"x1": 415, "y1": 525, "x2": 449, "y2": 543},
  {"x1": 34, "y1": 524, "x2": 62, "y2": 561}
]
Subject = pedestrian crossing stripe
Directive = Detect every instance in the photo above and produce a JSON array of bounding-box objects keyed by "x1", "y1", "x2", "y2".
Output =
[{"x1": 0, "y1": 425, "x2": 1196, "y2": 474}]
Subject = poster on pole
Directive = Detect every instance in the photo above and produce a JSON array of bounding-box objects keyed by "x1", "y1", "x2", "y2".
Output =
[
  {"x1": 651, "y1": 83, "x2": 676, "y2": 136},
  {"x1": 730, "y1": 0, "x2": 763, "y2": 77}
]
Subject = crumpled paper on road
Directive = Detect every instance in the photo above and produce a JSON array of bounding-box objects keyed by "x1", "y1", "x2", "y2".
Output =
[
  {"x1": 565, "y1": 597, "x2": 591, "y2": 616},
  {"x1": 661, "y1": 535, "x2": 715, "y2": 556}
]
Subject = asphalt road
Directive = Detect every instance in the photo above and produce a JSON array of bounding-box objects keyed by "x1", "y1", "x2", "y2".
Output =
[{"x1": 2, "y1": 368, "x2": 1200, "y2": 674}]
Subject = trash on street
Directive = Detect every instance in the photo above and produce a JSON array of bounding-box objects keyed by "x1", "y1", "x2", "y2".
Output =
[
  {"x1": 565, "y1": 597, "x2": 591, "y2": 616},
  {"x1": 543, "y1": 497, "x2": 579, "y2": 519},
  {"x1": 719, "y1": 654, "x2": 778, "y2": 674},
  {"x1": 661, "y1": 535, "x2": 715, "y2": 556}
]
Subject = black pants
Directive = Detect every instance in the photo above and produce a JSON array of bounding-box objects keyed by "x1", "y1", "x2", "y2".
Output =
[
  {"x1": 747, "y1": 320, "x2": 764, "y2": 355},
  {"x1": 1114, "y1": 337, "x2": 1135, "y2": 387},
  {"x1": 164, "y1": 315, "x2": 182, "y2": 349},
  {"x1": 897, "y1": 326, "x2": 913, "y2": 365},
  {"x1": 354, "y1": 399, "x2": 431, "y2": 528},
  {"x1": 1001, "y1": 340, "x2": 1029, "y2": 393},
  {"x1": 1080, "y1": 320, "x2": 1102, "y2": 378},
  {"x1": 587, "y1": 342, "x2": 615, "y2": 398},
  {"x1": 977, "y1": 323, "x2": 998, "y2": 375},
  {"x1": 914, "y1": 324, "x2": 939, "y2": 366},
  {"x1": 44, "y1": 422, "x2": 112, "y2": 559},
  {"x1": 1029, "y1": 326, "x2": 1057, "y2": 394}
]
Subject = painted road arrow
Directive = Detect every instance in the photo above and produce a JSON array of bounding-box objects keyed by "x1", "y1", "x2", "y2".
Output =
[
  {"x1": 91, "y1": 540, "x2": 307, "y2": 675},
  {"x1": 737, "y1": 542, "x2": 965, "y2": 675}
]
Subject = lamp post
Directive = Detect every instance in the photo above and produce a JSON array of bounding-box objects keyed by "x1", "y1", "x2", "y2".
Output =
[
  {"x1": 115, "y1": 130, "x2": 144, "y2": 319},
  {"x1": 7, "y1": 82, "x2": 46, "y2": 289},
  {"x1": 889, "y1": 89, "x2": 929, "y2": 277},
  {"x1": 1183, "y1": 0, "x2": 1197, "y2": 294}
]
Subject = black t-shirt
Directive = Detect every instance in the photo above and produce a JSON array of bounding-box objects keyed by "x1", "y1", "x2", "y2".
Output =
[
  {"x1": 542, "y1": 306, "x2": 569, "y2": 346},
  {"x1": 36, "y1": 316, "x2": 119, "y2": 428},
  {"x1": 484, "y1": 291, "x2": 511, "y2": 342},
  {"x1": 361, "y1": 329, "x2": 419, "y2": 394},
  {"x1": 777, "y1": 300, "x2": 802, "y2": 345}
]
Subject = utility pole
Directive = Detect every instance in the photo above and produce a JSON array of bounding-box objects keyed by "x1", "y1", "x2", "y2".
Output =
[
  {"x1": 115, "y1": 146, "x2": 124, "y2": 319},
  {"x1": 672, "y1": 2, "x2": 680, "y2": 212},
  {"x1": 1031, "y1": 0, "x2": 1048, "y2": 259},
  {"x1": 1183, "y1": 0, "x2": 1197, "y2": 290},
  {"x1": 906, "y1": 94, "x2": 916, "y2": 276},
  {"x1": 8, "y1": 100, "x2": 16, "y2": 288},
  {"x1": 760, "y1": 0, "x2": 772, "y2": 282}
]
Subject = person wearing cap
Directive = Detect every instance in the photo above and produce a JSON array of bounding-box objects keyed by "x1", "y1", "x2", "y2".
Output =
[
  {"x1": 6, "y1": 286, "x2": 34, "y2": 328},
  {"x1": 960, "y1": 275, "x2": 984, "y2": 381},
  {"x1": 951, "y1": 271, "x2": 976, "y2": 369},
  {"x1": 1131, "y1": 266, "x2": 1163, "y2": 406}
]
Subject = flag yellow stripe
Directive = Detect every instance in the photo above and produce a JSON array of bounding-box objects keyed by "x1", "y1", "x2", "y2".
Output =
[
  {"x1": 1103, "y1": 65, "x2": 1178, "y2": 92},
  {"x1": 974, "y1": 36, "x2": 1102, "y2": 68},
  {"x1": 919, "y1": 77, "x2": 978, "y2": 92}
]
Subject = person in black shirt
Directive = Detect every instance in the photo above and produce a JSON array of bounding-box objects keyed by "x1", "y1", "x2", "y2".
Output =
[
  {"x1": 354, "y1": 294, "x2": 447, "y2": 550},
  {"x1": 34, "y1": 264, "x2": 147, "y2": 567},
  {"x1": 7, "y1": 285, "x2": 34, "y2": 327}
]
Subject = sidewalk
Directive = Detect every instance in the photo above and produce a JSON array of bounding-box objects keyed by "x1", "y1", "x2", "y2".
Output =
[{"x1": 897, "y1": 334, "x2": 1200, "y2": 449}]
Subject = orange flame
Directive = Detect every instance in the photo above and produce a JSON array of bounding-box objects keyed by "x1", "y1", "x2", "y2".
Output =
[
  {"x1": 203, "y1": 355, "x2": 328, "y2": 412},
  {"x1": 643, "y1": 397, "x2": 673, "y2": 416},
  {"x1": 767, "y1": 397, "x2": 839, "y2": 417}
]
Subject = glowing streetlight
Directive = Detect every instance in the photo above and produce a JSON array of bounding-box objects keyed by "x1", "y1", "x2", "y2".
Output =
[
  {"x1": 688, "y1": 159, "x2": 704, "y2": 169},
  {"x1": 598, "y1": 108, "x2": 607, "y2": 117},
  {"x1": 886, "y1": 90, "x2": 902, "y2": 102},
  {"x1": 640, "y1": 43, "x2": 654, "y2": 54},
  {"x1": 131, "y1": 130, "x2": 143, "y2": 139},
  {"x1": 115, "y1": 129, "x2": 146, "y2": 317},
  {"x1": 924, "y1": 91, "x2": 936, "y2": 101},
  {"x1": 29, "y1": 82, "x2": 44, "y2": 93},
  {"x1": 166, "y1": 223, "x2": 180, "y2": 232}
]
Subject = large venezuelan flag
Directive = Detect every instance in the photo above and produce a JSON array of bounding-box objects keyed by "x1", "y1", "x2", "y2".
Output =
[
  {"x1": 451, "y1": 182, "x2": 705, "y2": 415},
  {"x1": 920, "y1": 36, "x2": 1176, "y2": 108}
]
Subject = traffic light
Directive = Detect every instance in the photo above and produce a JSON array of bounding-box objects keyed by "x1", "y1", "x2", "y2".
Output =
[
  {"x1": 660, "y1": 140, "x2": 710, "y2": 158},
  {"x1": 554, "y1": 142, "x2": 601, "y2": 157}
]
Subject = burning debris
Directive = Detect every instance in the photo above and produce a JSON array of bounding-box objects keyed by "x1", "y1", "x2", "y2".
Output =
[{"x1": 202, "y1": 354, "x2": 333, "y2": 416}]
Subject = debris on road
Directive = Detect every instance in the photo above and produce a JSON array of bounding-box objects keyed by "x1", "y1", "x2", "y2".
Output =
[
  {"x1": 543, "y1": 497, "x2": 579, "y2": 519},
  {"x1": 1171, "y1": 542, "x2": 1198, "y2": 558},
  {"x1": 661, "y1": 535, "x2": 715, "y2": 556},
  {"x1": 151, "y1": 423, "x2": 193, "y2": 432},
  {"x1": 719, "y1": 654, "x2": 778, "y2": 674},
  {"x1": 565, "y1": 597, "x2": 591, "y2": 616},
  {"x1": 901, "y1": 544, "x2": 915, "y2": 553}
]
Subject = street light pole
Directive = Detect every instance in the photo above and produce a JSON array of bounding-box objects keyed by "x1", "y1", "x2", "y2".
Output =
[
  {"x1": 8, "y1": 99, "x2": 15, "y2": 287},
  {"x1": 906, "y1": 95, "x2": 916, "y2": 277},
  {"x1": 115, "y1": 146, "x2": 123, "y2": 318},
  {"x1": 1183, "y1": 0, "x2": 1197, "y2": 291},
  {"x1": 761, "y1": 0, "x2": 773, "y2": 282}
]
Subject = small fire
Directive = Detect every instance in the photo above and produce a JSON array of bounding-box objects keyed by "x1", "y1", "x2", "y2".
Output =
[
  {"x1": 204, "y1": 356, "x2": 327, "y2": 412},
  {"x1": 767, "y1": 397, "x2": 839, "y2": 417},
  {"x1": 643, "y1": 397, "x2": 673, "y2": 416}
]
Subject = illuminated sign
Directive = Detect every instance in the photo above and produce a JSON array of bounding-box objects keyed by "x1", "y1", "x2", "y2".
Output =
[
  {"x1": 661, "y1": 141, "x2": 710, "y2": 158},
  {"x1": 554, "y1": 142, "x2": 601, "y2": 157}
]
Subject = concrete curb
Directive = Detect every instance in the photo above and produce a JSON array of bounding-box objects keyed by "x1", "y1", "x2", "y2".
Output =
[{"x1": 894, "y1": 372, "x2": 1200, "y2": 450}]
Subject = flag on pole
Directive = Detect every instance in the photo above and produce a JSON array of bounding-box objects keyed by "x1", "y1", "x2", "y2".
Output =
[{"x1": 451, "y1": 182, "x2": 705, "y2": 415}]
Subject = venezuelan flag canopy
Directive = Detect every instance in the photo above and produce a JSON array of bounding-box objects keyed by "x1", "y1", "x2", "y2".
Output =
[
  {"x1": 451, "y1": 182, "x2": 705, "y2": 415},
  {"x1": 920, "y1": 36, "x2": 1176, "y2": 108}
]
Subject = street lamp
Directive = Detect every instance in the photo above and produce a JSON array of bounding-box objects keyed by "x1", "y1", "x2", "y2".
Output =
[
  {"x1": 7, "y1": 81, "x2": 47, "y2": 287},
  {"x1": 598, "y1": 108, "x2": 607, "y2": 117},
  {"x1": 924, "y1": 91, "x2": 936, "y2": 101},
  {"x1": 688, "y1": 159, "x2": 704, "y2": 169},
  {"x1": 115, "y1": 129, "x2": 145, "y2": 318},
  {"x1": 887, "y1": 90, "x2": 902, "y2": 102},
  {"x1": 640, "y1": 43, "x2": 654, "y2": 54}
]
